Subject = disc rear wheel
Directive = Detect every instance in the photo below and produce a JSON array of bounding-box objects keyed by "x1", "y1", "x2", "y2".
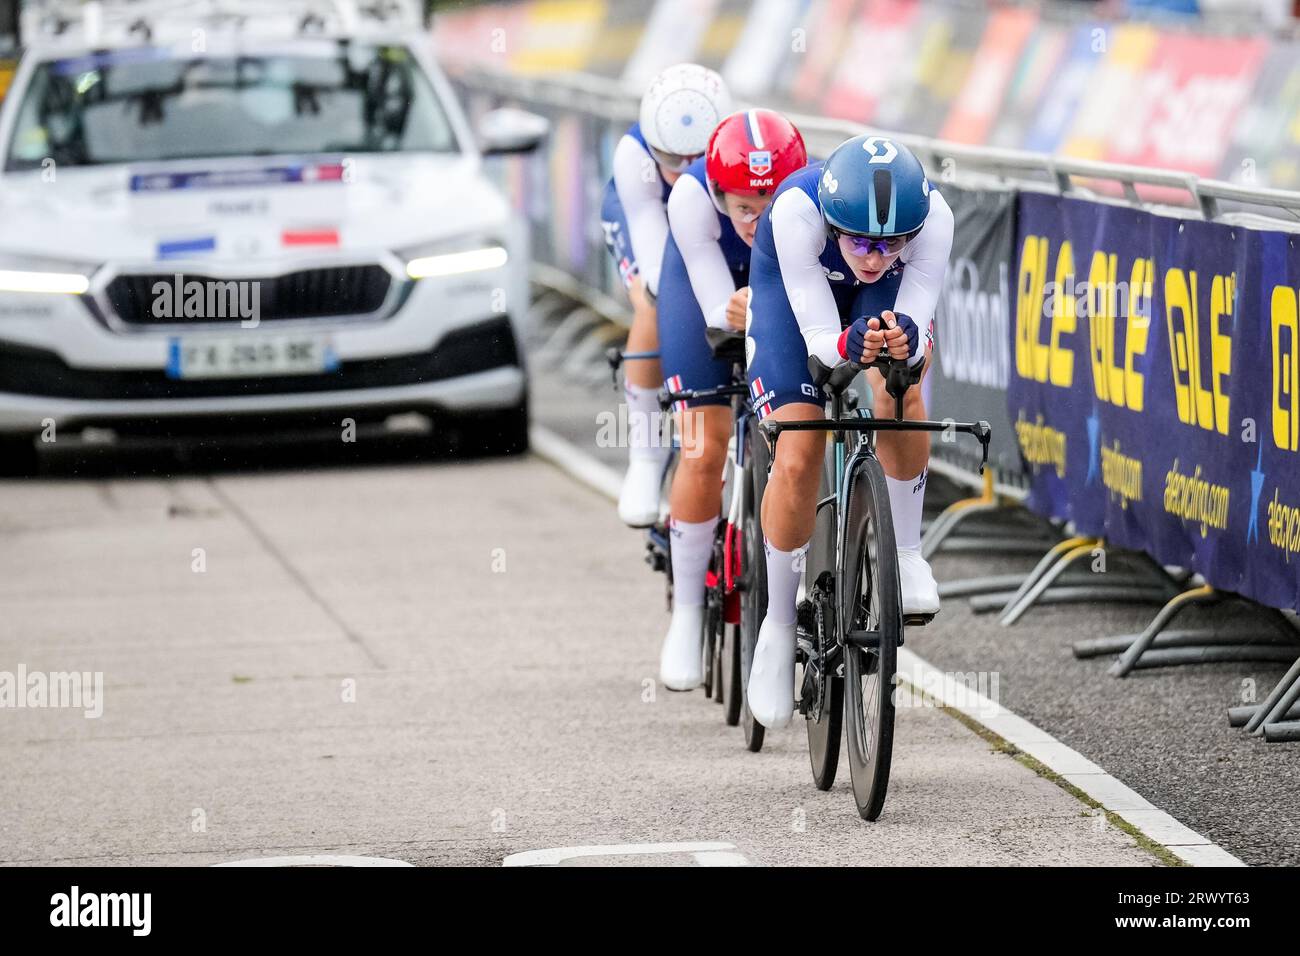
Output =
[
  {"x1": 721, "y1": 621, "x2": 742, "y2": 724},
  {"x1": 702, "y1": 596, "x2": 719, "y2": 699},
  {"x1": 803, "y1": 454, "x2": 843, "y2": 790}
]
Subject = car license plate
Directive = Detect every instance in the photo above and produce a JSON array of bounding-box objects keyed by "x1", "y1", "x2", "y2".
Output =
[{"x1": 166, "y1": 336, "x2": 338, "y2": 379}]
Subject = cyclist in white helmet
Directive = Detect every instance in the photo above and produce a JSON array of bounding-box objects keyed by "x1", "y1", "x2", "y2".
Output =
[{"x1": 600, "y1": 63, "x2": 732, "y2": 527}]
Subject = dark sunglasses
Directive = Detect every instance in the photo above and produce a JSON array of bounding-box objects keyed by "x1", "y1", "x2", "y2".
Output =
[{"x1": 832, "y1": 226, "x2": 921, "y2": 257}]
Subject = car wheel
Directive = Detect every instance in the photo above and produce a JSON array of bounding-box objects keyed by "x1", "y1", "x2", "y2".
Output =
[
  {"x1": 0, "y1": 434, "x2": 39, "y2": 477},
  {"x1": 455, "y1": 393, "x2": 530, "y2": 458}
]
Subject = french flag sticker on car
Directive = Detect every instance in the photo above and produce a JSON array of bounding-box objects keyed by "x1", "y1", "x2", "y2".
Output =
[
  {"x1": 156, "y1": 236, "x2": 216, "y2": 260},
  {"x1": 301, "y1": 162, "x2": 347, "y2": 183},
  {"x1": 281, "y1": 228, "x2": 340, "y2": 247}
]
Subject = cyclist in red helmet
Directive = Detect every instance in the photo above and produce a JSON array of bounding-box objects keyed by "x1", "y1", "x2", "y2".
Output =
[{"x1": 654, "y1": 109, "x2": 807, "y2": 691}]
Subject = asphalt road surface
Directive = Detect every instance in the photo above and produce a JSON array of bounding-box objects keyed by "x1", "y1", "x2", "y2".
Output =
[{"x1": 0, "y1": 442, "x2": 1158, "y2": 867}]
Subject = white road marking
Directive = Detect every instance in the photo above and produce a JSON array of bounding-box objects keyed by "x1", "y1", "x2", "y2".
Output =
[
  {"x1": 214, "y1": 855, "x2": 413, "y2": 867},
  {"x1": 503, "y1": 842, "x2": 749, "y2": 867},
  {"x1": 531, "y1": 425, "x2": 1248, "y2": 868},
  {"x1": 693, "y1": 850, "x2": 750, "y2": 866}
]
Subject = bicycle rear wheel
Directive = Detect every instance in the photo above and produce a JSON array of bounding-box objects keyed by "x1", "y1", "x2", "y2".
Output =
[
  {"x1": 710, "y1": 461, "x2": 739, "y2": 707},
  {"x1": 804, "y1": 454, "x2": 842, "y2": 790},
  {"x1": 656, "y1": 450, "x2": 679, "y2": 611},
  {"x1": 702, "y1": 592, "x2": 719, "y2": 699},
  {"x1": 738, "y1": 420, "x2": 768, "y2": 752},
  {"x1": 720, "y1": 619, "x2": 742, "y2": 724},
  {"x1": 842, "y1": 455, "x2": 901, "y2": 821},
  {"x1": 709, "y1": 620, "x2": 726, "y2": 704}
]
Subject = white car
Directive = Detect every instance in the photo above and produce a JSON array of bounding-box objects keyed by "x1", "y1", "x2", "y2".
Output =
[{"x1": 0, "y1": 0, "x2": 545, "y2": 471}]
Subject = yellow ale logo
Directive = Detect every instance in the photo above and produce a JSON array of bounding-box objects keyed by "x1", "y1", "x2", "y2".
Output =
[
  {"x1": 1273, "y1": 286, "x2": 1300, "y2": 452},
  {"x1": 1164, "y1": 269, "x2": 1232, "y2": 435},
  {"x1": 1015, "y1": 235, "x2": 1075, "y2": 388}
]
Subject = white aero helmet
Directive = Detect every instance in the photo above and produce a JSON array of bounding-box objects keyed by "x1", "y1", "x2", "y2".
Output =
[{"x1": 639, "y1": 63, "x2": 732, "y2": 163}]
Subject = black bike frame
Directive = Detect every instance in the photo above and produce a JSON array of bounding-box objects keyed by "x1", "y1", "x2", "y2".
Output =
[{"x1": 759, "y1": 357, "x2": 992, "y2": 640}]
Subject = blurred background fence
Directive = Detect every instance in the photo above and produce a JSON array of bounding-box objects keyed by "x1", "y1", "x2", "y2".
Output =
[{"x1": 433, "y1": 0, "x2": 1300, "y2": 188}]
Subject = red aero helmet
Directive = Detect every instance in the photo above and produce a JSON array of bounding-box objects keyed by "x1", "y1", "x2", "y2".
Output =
[{"x1": 705, "y1": 109, "x2": 807, "y2": 213}]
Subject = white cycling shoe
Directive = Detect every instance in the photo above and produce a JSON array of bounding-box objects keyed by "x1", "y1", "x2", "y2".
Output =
[
  {"x1": 618, "y1": 455, "x2": 664, "y2": 528},
  {"x1": 659, "y1": 604, "x2": 704, "y2": 691},
  {"x1": 746, "y1": 616, "x2": 796, "y2": 729},
  {"x1": 898, "y1": 547, "x2": 940, "y2": 617}
]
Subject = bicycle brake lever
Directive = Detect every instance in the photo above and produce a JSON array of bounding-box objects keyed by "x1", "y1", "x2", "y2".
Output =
[
  {"x1": 605, "y1": 347, "x2": 624, "y2": 389},
  {"x1": 974, "y1": 420, "x2": 992, "y2": 474}
]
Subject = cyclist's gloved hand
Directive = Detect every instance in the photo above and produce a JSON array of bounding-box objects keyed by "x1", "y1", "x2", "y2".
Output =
[
  {"x1": 837, "y1": 316, "x2": 885, "y2": 365},
  {"x1": 880, "y1": 310, "x2": 922, "y2": 366}
]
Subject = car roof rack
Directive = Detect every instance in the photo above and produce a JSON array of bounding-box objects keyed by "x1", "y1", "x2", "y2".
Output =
[{"x1": 20, "y1": 0, "x2": 422, "y2": 52}]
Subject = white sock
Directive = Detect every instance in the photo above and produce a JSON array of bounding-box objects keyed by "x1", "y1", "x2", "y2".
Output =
[
  {"x1": 887, "y1": 468, "x2": 927, "y2": 552},
  {"x1": 625, "y1": 382, "x2": 667, "y2": 462},
  {"x1": 764, "y1": 538, "x2": 807, "y2": 626},
  {"x1": 670, "y1": 517, "x2": 717, "y2": 608}
]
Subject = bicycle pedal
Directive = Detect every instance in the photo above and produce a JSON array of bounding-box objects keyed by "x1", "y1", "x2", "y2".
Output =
[{"x1": 904, "y1": 612, "x2": 936, "y2": 628}]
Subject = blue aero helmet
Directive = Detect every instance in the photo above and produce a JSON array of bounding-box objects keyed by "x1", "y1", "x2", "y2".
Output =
[{"x1": 816, "y1": 135, "x2": 930, "y2": 239}]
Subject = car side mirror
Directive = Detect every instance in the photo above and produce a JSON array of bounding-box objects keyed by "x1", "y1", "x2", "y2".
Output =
[{"x1": 478, "y1": 108, "x2": 549, "y2": 156}]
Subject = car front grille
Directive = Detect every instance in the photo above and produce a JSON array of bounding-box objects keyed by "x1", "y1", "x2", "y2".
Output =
[{"x1": 105, "y1": 265, "x2": 393, "y2": 326}]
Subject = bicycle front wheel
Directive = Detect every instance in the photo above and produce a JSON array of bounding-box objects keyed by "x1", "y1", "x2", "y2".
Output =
[
  {"x1": 738, "y1": 419, "x2": 768, "y2": 752},
  {"x1": 842, "y1": 455, "x2": 902, "y2": 821}
]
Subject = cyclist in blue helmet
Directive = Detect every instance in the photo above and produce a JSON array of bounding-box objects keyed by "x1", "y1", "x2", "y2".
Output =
[{"x1": 744, "y1": 134, "x2": 955, "y2": 730}]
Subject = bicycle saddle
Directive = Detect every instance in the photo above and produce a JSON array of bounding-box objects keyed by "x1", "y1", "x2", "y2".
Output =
[{"x1": 705, "y1": 326, "x2": 746, "y2": 364}]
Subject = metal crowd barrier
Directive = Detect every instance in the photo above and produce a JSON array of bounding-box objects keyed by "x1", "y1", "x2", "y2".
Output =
[{"x1": 459, "y1": 67, "x2": 1300, "y2": 727}]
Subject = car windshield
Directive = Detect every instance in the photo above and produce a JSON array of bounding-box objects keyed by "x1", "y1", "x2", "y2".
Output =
[{"x1": 5, "y1": 42, "x2": 458, "y2": 170}]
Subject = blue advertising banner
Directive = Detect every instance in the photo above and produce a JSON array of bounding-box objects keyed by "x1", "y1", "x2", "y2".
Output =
[{"x1": 1009, "y1": 192, "x2": 1300, "y2": 612}]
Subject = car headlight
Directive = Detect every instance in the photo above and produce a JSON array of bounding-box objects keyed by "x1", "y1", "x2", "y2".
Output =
[
  {"x1": 0, "y1": 253, "x2": 96, "y2": 295},
  {"x1": 399, "y1": 237, "x2": 508, "y2": 281}
]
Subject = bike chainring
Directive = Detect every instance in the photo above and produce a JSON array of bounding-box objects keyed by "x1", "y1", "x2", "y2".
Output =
[{"x1": 798, "y1": 574, "x2": 836, "y2": 721}]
